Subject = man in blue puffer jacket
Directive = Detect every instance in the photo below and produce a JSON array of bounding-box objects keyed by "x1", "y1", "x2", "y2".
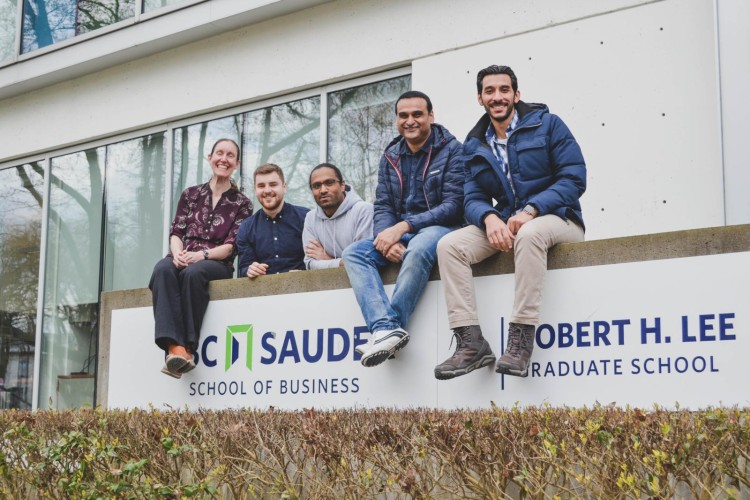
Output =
[
  {"x1": 343, "y1": 90, "x2": 464, "y2": 367},
  {"x1": 435, "y1": 65, "x2": 586, "y2": 380}
]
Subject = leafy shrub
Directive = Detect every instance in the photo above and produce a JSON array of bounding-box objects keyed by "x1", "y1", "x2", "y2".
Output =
[{"x1": 0, "y1": 405, "x2": 748, "y2": 498}]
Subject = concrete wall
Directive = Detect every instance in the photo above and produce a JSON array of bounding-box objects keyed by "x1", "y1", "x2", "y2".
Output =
[
  {"x1": 420, "y1": 0, "x2": 723, "y2": 239},
  {"x1": 718, "y1": 0, "x2": 750, "y2": 225},
  {"x1": 97, "y1": 224, "x2": 750, "y2": 408},
  {"x1": 3, "y1": 0, "x2": 748, "y2": 237},
  {"x1": 0, "y1": 0, "x2": 651, "y2": 161}
]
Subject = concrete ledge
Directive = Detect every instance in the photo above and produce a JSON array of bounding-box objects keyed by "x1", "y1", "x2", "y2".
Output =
[
  {"x1": 474, "y1": 223, "x2": 750, "y2": 277},
  {"x1": 101, "y1": 224, "x2": 750, "y2": 310}
]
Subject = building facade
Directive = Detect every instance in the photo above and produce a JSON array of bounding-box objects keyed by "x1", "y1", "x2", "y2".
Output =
[{"x1": 0, "y1": 0, "x2": 748, "y2": 409}]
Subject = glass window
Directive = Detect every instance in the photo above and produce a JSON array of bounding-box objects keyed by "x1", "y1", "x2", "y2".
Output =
[
  {"x1": 143, "y1": 0, "x2": 184, "y2": 13},
  {"x1": 39, "y1": 133, "x2": 168, "y2": 408},
  {"x1": 327, "y1": 75, "x2": 411, "y2": 203},
  {"x1": 40, "y1": 147, "x2": 104, "y2": 409},
  {"x1": 172, "y1": 78, "x2": 410, "y2": 212},
  {"x1": 173, "y1": 116, "x2": 242, "y2": 210},
  {"x1": 21, "y1": 0, "x2": 135, "y2": 54},
  {"x1": 243, "y1": 97, "x2": 321, "y2": 208},
  {"x1": 0, "y1": 0, "x2": 17, "y2": 63},
  {"x1": 103, "y1": 132, "x2": 166, "y2": 292},
  {"x1": 76, "y1": 0, "x2": 134, "y2": 35},
  {"x1": 0, "y1": 163, "x2": 44, "y2": 409},
  {"x1": 22, "y1": 0, "x2": 75, "y2": 53}
]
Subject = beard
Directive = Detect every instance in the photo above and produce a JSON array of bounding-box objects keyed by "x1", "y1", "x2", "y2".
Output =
[
  {"x1": 259, "y1": 194, "x2": 283, "y2": 212},
  {"x1": 486, "y1": 100, "x2": 515, "y2": 124}
]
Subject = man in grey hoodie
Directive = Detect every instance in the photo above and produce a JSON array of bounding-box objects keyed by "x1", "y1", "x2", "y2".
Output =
[{"x1": 303, "y1": 163, "x2": 374, "y2": 269}]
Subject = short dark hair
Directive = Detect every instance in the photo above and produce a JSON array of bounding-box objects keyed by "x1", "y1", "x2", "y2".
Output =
[
  {"x1": 210, "y1": 138, "x2": 240, "y2": 156},
  {"x1": 476, "y1": 65, "x2": 518, "y2": 94},
  {"x1": 309, "y1": 163, "x2": 343, "y2": 187},
  {"x1": 254, "y1": 163, "x2": 285, "y2": 184},
  {"x1": 394, "y1": 90, "x2": 433, "y2": 113}
]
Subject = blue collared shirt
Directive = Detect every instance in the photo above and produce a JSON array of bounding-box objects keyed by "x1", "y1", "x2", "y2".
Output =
[
  {"x1": 398, "y1": 138, "x2": 431, "y2": 221},
  {"x1": 486, "y1": 111, "x2": 519, "y2": 195},
  {"x1": 236, "y1": 201, "x2": 310, "y2": 277}
]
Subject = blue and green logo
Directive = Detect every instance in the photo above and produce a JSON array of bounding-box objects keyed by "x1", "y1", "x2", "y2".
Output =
[{"x1": 224, "y1": 324, "x2": 253, "y2": 371}]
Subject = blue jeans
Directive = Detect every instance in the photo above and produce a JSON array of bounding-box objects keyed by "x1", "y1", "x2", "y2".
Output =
[{"x1": 342, "y1": 225, "x2": 453, "y2": 333}]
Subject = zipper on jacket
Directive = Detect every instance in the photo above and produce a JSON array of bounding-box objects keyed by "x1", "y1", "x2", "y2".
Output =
[
  {"x1": 473, "y1": 141, "x2": 516, "y2": 211},
  {"x1": 420, "y1": 146, "x2": 434, "y2": 211},
  {"x1": 385, "y1": 154, "x2": 404, "y2": 205}
]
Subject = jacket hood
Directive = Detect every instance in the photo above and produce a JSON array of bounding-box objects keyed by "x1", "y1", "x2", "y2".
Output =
[
  {"x1": 466, "y1": 101, "x2": 549, "y2": 143},
  {"x1": 384, "y1": 123, "x2": 456, "y2": 158},
  {"x1": 313, "y1": 185, "x2": 364, "y2": 220}
]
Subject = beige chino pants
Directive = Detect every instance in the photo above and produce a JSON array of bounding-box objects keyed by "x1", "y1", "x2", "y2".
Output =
[{"x1": 437, "y1": 215, "x2": 584, "y2": 328}]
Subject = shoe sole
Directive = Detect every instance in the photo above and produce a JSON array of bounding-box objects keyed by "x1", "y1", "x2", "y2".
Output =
[
  {"x1": 495, "y1": 363, "x2": 529, "y2": 377},
  {"x1": 361, "y1": 335, "x2": 409, "y2": 367},
  {"x1": 166, "y1": 354, "x2": 190, "y2": 373},
  {"x1": 178, "y1": 359, "x2": 196, "y2": 374},
  {"x1": 161, "y1": 365, "x2": 182, "y2": 379},
  {"x1": 356, "y1": 347, "x2": 392, "y2": 358},
  {"x1": 165, "y1": 354, "x2": 194, "y2": 377},
  {"x1": 435, "y1": 354, "x2": 496, "y2": 380}
]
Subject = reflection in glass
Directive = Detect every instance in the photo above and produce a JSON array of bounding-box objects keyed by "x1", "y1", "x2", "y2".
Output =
[
  {"x1": 76, "y1": 0, "x2": 134, "y2": 35},
  {"x1": 143, "y1": 0, "x2": 183, "y2": 13},
  {"x1": 22, "y1": 0, "x2": 75, "y2": 53},
  {"x1": 41, "y1": 148, "x2": 104, "y2": 409},
  {"x1": 327, "y1": 75, "x2": 411, "y2": 203},
  {"x1": 0, "y1": 164, "x2": 44, "y2": 409},
  {"x1": 103, "y1": 133, "x2": 166, "y2": 291},
  {"x1": 173, "y1": 116, "x2": 242, "y2": 212},
  {"x1": 243, "y1": 97, "x2": 320, "y2": 208},
  {"x1": 21, "y1": 0, "x2": 135, "y2": 53},
  {"x1": 0, "y1": 0, "x2": 17, "y2": 63}
]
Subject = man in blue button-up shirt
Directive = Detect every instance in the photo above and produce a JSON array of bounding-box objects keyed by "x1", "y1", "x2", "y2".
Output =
[{"x1": 237, "y1": 164, "x2": 309, "y2": 278}]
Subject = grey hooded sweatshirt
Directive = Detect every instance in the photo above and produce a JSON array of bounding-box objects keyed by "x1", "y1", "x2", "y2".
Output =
[{"x1": 302, "y1": 187, "x2": 374, "y2": 269}]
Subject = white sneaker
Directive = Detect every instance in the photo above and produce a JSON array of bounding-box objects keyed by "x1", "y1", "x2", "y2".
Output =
[
  {"x1": 354, "y1": 341, "x2": 370, "y2": 357},
  {"x1": 361, "y1": 328, "x2": 409, "y2": 367}
]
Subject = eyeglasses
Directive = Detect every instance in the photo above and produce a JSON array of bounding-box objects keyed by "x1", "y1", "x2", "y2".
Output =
[{"x1": 310, "y1": 179, "x2": 342, "y2": 191}]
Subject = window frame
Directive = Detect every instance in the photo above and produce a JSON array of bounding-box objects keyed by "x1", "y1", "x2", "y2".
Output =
[{"x1": 1, "y1": 0, "x2": 210, "y2": 66}]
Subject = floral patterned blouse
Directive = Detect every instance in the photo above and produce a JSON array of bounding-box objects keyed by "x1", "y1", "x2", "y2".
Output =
[{"x1": 168, "y1": 182, "x2": 252, "y2": 268}]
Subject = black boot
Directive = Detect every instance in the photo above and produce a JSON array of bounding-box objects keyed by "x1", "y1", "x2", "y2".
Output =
[
  {"x1": 434, "y1": 325, "x2": 496, "y2": 380},
  {"x1": 495, "y1": 322, "x2": 535, "y2": 377}
]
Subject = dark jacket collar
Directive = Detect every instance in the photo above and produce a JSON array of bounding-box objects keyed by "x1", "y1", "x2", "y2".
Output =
[{"x1": 466, "y1": 101, "x2": 542, "y2": 143}]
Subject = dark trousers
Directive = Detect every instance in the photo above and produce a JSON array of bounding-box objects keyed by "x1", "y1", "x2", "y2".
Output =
[{"x1": 149, "y1": 257, "x2": 232, "y2": 353}]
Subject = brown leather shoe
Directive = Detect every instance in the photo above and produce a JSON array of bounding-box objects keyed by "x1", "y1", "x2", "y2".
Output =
[
  {"x1": 495, "y1": 323, "x2": 535, "y2": 377},
  {"x1": 434, "y1": 325, "x2": 495, "y2": 380}
]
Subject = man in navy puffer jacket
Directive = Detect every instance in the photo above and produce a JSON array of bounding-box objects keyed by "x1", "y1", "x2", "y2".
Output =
[
  {"x1": 343, "y1": 90, "x2": 464, "y2": 367},
  {"x1": 435, "y1": 65, "x2": 586, "y2": 380}
]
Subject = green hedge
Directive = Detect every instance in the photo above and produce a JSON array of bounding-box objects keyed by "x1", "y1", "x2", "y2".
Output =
[{"x1": 1, "y1": 405, "x2": 748, "y2": 498}]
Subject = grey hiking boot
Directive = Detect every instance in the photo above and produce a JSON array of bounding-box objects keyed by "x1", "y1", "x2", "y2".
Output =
[
  {"x1": 495, "y1": 323, "x2": 535, "y2": 377},
  {"x1": 434, "y1": 325, "x2": 496, "y2": 380}
]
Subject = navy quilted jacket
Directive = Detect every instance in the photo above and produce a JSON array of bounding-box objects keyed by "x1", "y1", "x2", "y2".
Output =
[
  {"x1": 374, "y1": 124, "x2": 464, "y2": 236},
  {"x1": 463, "y1": 101, "x2": 586, "y2": 230}
]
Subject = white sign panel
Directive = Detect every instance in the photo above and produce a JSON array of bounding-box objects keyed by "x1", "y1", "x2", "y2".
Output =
[{"x1": 108, "y1": 253, "x2": 749, "y2": 409}]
